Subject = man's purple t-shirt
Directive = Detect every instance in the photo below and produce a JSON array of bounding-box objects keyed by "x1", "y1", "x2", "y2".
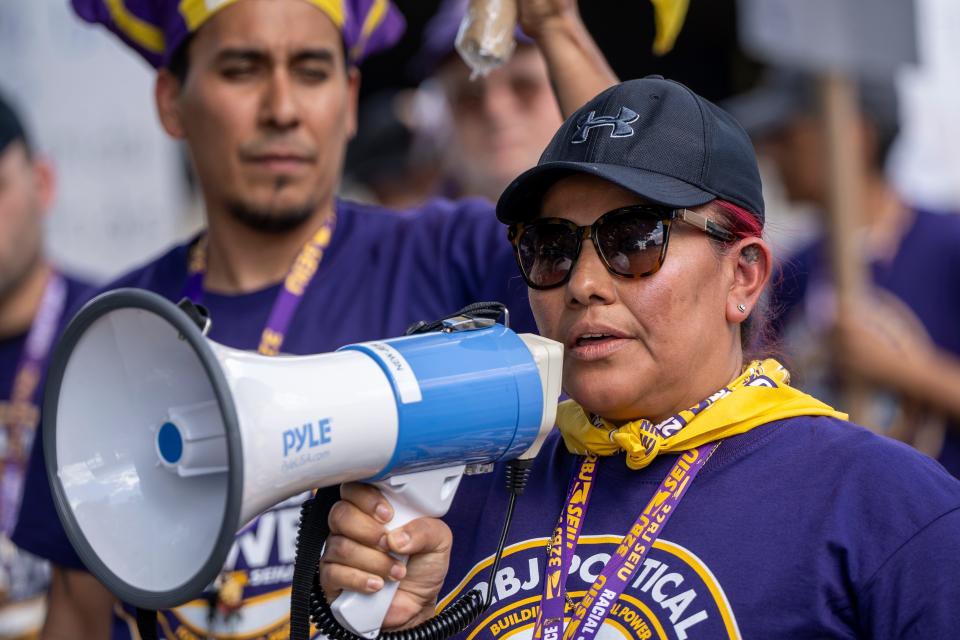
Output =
[
  {"x1": 442, "y1": 417, "x2": 960, "y2": 638},
  {"x1": 12, "y1": 197, "x2": 535, "y2": 639},
  {"x1": 770, "y1": 208, "x2": 960, "y2": 477}
]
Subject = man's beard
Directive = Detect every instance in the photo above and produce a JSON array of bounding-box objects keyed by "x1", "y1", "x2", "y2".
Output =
[
  {"x1": 224, "y1": 173, "x2": 328, "y2": 232},
  {"x1": 226, "y1": 199, "x2": 317, "y2": 233}
]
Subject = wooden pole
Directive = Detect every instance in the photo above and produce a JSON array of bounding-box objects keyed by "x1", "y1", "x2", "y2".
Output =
[{"x1": 819, "y1": 71, "x2": 868, "y2": 424}]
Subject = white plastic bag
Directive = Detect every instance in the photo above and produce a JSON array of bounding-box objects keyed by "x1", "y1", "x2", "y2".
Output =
[{"x1": 455, "y1": 0, "x2": 518, "y2": 77}]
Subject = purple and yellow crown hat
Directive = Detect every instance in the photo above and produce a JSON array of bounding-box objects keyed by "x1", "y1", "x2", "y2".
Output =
[{"x1": 71, "y1": 0, "x2": 407, "y2": 68}]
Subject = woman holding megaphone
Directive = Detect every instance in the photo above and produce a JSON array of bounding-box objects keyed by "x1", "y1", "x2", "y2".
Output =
[{"x1": 319, "y1": 77, "x2": 960, "y2": 638}]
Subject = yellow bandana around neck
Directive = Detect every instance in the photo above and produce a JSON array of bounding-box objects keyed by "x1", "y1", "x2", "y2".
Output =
[{"x1": 556, "y1": 359, "x2": 847, "y2": 470}]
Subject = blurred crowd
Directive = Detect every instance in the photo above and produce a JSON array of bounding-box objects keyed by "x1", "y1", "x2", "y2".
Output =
[{"x1": 1, "y1": 0, "x2": 960, "y2": 637}]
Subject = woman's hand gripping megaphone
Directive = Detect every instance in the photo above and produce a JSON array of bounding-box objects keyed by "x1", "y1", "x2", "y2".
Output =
[{"x1": 320, "y1": 482, "x2": 454, "y2": 630}]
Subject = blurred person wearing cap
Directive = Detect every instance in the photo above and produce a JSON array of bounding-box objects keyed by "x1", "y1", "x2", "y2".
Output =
[
  {"x1": 342, "y1": 88, "x2": 449, "y2": 208},
  {"x1": 10, "y1": 0, "x2": 616, "y2": 638},
  {"x1": 319, "y1": 76, "x2": 960, "y2": 639},
  {"x1": 727, "y1": 70, "x2": 960, "y2": 479},
  {"x1": 0, "y1": 94, "x2": 92, "y2": 637},
  {"x1": 411, "y1": 0, "x2": 565, "y2": 202}
]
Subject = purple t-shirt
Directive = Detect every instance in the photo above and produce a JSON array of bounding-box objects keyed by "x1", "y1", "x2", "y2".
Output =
[
  {"x1": 770, "y1": 208, "x2": 960, "y2": 478},
  {"x1": 12, "y1": 197, "x2": 534, "y2": 639},
  {"x1": 441, "y1": 417, "x2": 960, "y2": 638}
]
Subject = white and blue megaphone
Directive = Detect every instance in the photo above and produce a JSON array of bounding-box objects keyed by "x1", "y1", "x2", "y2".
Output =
[{"x1": 43, "y1": 289, "x2": 562, "y2": 638}]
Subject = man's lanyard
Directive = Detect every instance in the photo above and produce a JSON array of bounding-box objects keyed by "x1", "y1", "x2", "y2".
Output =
[
  {"x1": 0, "y1": 271, "x2": 67, "y2": 535},
  {"x1": 177, "y1": 221, "x2": 334, "y2": 622},
  {"x1": 533, "y1": 441, "x2": 720, "y2": 640},
  {"x1": 182, "y1": 220, "x2": 334, "y2": 356}
]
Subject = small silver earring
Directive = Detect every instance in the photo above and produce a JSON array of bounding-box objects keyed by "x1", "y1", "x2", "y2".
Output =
[{"x1": 737, "y1": 303, "x2": 747, "y2": 313}]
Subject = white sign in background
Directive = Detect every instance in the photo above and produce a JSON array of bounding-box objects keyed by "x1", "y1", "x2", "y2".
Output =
[
  {"x1": 738, "y1": 0, "x2": 918, "y2": 75},
  {"x1": 0, "y1": 1, "x2": 199, "y2": 284},
  {"x1": 888, "y1": 0, "x2": 960, "y2": 212},
  {"x1": 738, "y1": 0, "x2": 960, "y2": 213}
]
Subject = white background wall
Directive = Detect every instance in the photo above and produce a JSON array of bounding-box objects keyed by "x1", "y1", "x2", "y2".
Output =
[{"x1": 0, "y1": 1, "x2": 199, "y2": 284}]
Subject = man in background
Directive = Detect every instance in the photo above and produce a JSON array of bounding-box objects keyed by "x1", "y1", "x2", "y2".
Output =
[
  {"x1": 342, "y1": 88, "x2": 448, "y2": 208},
  {"x1": 412, "y1": 0, "x2": 565, "y2": 202},
  {"x1": 13, "y1": 0, "x2": 616, "y2": 638},
  {"x1": 0, "y1": 93, "x2": 91, "y2": 638},
  {"x1": 345, "y1": 0, "x2": 578, "y2": 207},
  {"x1": 728, "y1": 70, "x2": 960, "y2": 478}
]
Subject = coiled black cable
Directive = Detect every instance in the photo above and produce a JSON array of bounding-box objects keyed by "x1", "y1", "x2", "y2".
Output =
[
  {"x1": 135, "y1": 607, "x2": 160, "y2": 640},
  {"x1": 404, "y1": 302, "x2": 507, "y2": 335},
  {"x1": 292, "y1": 459, "x2": 533, "y2": 640}
]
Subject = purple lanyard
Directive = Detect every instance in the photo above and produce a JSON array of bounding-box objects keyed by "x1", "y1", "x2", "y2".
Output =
[
  {"x1": 181, "y1": 220, "x2": 334, "y2": 355},
  {"x1": 533, "y1": 441, "x2": 719, "y2": 640},
  {"x1": 1, "y1": 272, "x2": 67, "y2": 535},
  {"x1": 535, "y1": 452, "x2": 600, "y2": 640}
]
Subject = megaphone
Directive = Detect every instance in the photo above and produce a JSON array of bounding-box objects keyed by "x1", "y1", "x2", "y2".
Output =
[{"x1": 43, "y1": 289, "x2": 562, "y2": 637}]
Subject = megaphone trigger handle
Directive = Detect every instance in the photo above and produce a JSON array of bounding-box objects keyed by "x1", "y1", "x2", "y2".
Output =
[
  {"x1": 312, "y1": 457, "x2": 538, "y2": 640},
  {"x1": 175, "y1": 298, "x2": 212, "y2": 336},
  {"x1": 329, "y1": 465, "x2": 466, "y2": 638}
]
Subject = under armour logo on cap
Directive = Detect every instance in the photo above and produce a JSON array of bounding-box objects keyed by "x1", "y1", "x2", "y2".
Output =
[
  {"x1": 496, "y1": 77, "x2": 766, "y2": 226},
  {"x1": 570, "y1": 106, "x2": 639, "y2": 144}
]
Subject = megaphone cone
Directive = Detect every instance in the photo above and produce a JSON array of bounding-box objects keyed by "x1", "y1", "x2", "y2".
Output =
[{"x1": 44, "y1": 289, "x2": 562, "y2": 633}]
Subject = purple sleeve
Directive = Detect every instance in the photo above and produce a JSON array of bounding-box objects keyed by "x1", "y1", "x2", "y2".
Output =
[
  {"x1": 858, "y1": 507, "x2": 960, "y2": 636},
  {"x1": 13, "y1": 402, "x2": 86, "y2": 570},
  {"x1": 438, "y1": 198, "x2": 537, "y2": 334}
]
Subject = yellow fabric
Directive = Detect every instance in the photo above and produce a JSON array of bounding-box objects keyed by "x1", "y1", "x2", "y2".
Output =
[
  {"x1": 360, "y1": 0, "x2": 387, "y2": 38},
  {"x1": 349, "y1": 0, "x2": 388, "y2": 60},
  {"x1": 179, "y1": 0, "x2": 231, "y2": 31},
  {"x1": 557, "y1": 359, "x2": 847, "y2": 470},
  {"x1": 108, "y1": 0, "x2": 166, "y2": 53},
  {"x1": 310, "y1": 0, "x2": 347, "y2": 28},
  {"x1": 179, "y1": 0, "x2": 345, "y2": 34},
  {"x1": 649, "y1": 0, "x2": 689, "y2": 55}
]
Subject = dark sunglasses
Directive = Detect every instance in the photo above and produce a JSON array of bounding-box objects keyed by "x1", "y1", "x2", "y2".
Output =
[{"x1": 507, "y1": 204, "x2": 735, "y2": 290}]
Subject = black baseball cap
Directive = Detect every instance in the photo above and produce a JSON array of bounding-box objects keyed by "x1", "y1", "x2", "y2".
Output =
[
  {"x1": 0, "y1": 92, "x2": 30, "y2": 155},
  {"x1": 496, "y1": 76, "x2": 764, "y2": 225}
]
